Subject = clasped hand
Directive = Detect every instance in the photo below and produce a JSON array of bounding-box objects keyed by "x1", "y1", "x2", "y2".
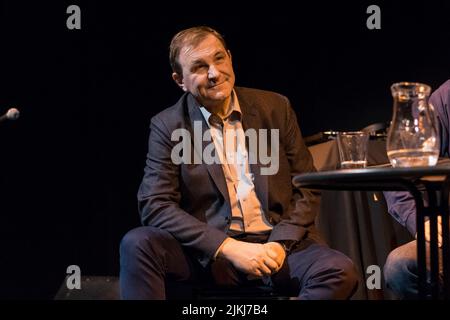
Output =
[{"x1": 218, "y1": 238, "x2": 286, "y2": 278}]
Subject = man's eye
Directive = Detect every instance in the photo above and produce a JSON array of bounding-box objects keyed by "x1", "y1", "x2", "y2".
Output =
[{"x1": 192, "y1": 64, "x2": 207, "y2": 72}]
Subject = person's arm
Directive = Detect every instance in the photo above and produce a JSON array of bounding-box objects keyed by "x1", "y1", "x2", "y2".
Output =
[
  {"x1": 138, "y1": 115, "x2": 228, "y2": 262},
  {"x1": 383, "y1": 191, "x2": 417, "y2": 236},
  {"x1": 268, "y1": 96, "x2": 321, "y2": 246},
  {"x1": 430, "y1": 79, "x2": 450, "y2": 157}
]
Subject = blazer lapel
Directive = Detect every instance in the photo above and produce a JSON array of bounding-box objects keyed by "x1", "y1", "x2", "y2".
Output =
[
  {"x1": 186, "y1": 94, "x2": 230, "y2": 203},
  {"x1": 237, "y1": 90, "x2": 269, "y2": 213}
]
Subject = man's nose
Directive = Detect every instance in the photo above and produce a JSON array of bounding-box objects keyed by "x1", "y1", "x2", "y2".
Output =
[{"x1": 208, "y1": 65, "x2": 219, "y2": 80}]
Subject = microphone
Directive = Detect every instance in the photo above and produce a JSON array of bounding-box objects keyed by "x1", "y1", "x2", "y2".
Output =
[{"x1": 0, "y1": 108, "x2": 20, "y2": 123}]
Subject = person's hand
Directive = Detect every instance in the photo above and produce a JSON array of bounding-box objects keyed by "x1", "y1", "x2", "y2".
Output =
[
  {"x1": 263, "y1": 242, "x2": 286, "y2": 274},
  {"x1": 217, "y1": 238, "x2": 279, "y2": 278},
  {"x1": 424, "y1": 217, "x2": 443, "y2": 247}
]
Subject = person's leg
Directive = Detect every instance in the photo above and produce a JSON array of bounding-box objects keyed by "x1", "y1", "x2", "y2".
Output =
[
  {"x1": 119, "y1": 226, "x2": 198, "y2": 300},
  {"x1": 271, "y1": 243, "x2": 359, "y2": 300},
  {"x1": 210, "y1": 257, "x2": 248, "y2": 287},
  {"x1": 383, "y1": 240, "x2": 419, "y2": 299}
]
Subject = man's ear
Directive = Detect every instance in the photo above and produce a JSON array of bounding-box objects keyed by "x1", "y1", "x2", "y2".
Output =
[
  {"x1": 172, "y1": 72, "x2": 187, "y2": 92},
  {"x1": 227, "y1": 50, "x2": 232, "y2": 61}
]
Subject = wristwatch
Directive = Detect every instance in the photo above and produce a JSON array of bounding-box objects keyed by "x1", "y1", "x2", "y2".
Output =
[{"x1": 275, "y1": 240, "x2": 296, "y2": 254}]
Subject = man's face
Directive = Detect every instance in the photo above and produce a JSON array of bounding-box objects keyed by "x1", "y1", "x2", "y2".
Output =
[{"x1": 173, "y1": 34, "x2": 235, "y2": 107}]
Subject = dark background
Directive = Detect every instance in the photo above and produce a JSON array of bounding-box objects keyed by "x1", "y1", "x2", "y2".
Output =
[{"x1": 0, "y1": 1, "x2": 449, "y2": 298}]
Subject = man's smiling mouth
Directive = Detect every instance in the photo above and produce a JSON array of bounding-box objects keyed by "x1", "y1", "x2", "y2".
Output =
[{"x1": 209, "y1": 81, "x2": 226, "y2": 89}]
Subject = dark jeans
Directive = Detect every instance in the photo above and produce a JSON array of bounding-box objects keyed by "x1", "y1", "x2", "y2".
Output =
[
  {"x1": 119, "y1": 226, "x2": 358, "y2": 300},
  {"x1": 384, "y1": 240, "x2": 444, "y2": 299}
]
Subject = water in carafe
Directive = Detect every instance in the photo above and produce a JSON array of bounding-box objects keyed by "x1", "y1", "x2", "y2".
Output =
[{"x1": 386, "y1": 82, "x2": 440, "y2": 167}]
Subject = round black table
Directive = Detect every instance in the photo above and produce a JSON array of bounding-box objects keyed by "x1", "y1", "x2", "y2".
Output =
[{"x1": 293, "y1": 166, "x2": 450, "y2": 299}]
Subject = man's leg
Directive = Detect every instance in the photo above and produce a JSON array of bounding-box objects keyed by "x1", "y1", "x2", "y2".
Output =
[
  {"x1": 272, "y1": 243, "x2": 359, "y2": 299},
  {"x1": 210, "y1": 257, "x2": 249, "y2": 286},
  {"x1": 383, "y1": 240, "x2": 419, "y2": 299},
  {"x1": 119, "y1": 226, "x2": 197, "y2": 300}
]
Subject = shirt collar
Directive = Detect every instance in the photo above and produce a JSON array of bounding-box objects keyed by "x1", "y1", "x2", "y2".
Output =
[{"x1": 199, "y1": 90, "x2": 242, "y2": 128}]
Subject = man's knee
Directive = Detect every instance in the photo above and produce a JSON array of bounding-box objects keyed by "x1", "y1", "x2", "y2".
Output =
[
  {"x1": 299, "y1": 245, "x2": 359, "y2": 298},
  {"x1": 120, "y1": 226, "x2": 174, "y2": 258},
  {"x1": 329, "y1": 252, "x2": 359, "y2": 294},
  {"x1": 383, "y1": 241, "x2": 417, "y2": 291}
]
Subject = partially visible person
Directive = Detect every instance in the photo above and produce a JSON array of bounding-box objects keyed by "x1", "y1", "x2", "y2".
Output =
[{"x1": 383, "y1": 79, "x2": 450, "y2": 299}]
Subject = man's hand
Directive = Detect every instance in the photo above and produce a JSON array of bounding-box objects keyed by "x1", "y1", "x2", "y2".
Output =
[
  {"x1": 263, "y1": 242, "x2": 286, "y2": 273},
  {"x1": 424, "y1": 217, "x2": 443, "y2": 247},
  {"x1": 217, "y1": 238, "x2": 280, "y2": 278}
]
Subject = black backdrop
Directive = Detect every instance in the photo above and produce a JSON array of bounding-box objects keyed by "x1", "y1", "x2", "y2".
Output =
[{"x1": 0, "y1": 1, "x2": 449, "y2": 298}]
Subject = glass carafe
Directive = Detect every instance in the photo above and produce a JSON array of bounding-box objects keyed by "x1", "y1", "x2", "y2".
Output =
[{"x1": 386, "y1": 82, "x2": 440, "y2": 167}]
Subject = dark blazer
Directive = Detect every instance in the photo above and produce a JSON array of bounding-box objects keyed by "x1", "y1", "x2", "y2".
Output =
[{"x1": 138, "y1": 87, "x2": 321, "y2": 266}]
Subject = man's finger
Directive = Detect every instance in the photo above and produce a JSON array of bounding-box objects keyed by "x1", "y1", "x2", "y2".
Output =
[
  {"x1": 257, "y1": 263, "x2": 273, "y2": 276},
  {"x1": 438, "y1": 216, "x2": 442, "y2": 236},
  {"x1": 437, "y1": 216, "x2": 443, "y2": 247},
  {"x1": 425, "y1": 218, "x2": 443, "y2": 247},
  {"x1": 266, "y1": 248, "x2": 278, "y2": 259},
  {"x1": 262, "y1": 256, "x2": 279, "y2": 271}
]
